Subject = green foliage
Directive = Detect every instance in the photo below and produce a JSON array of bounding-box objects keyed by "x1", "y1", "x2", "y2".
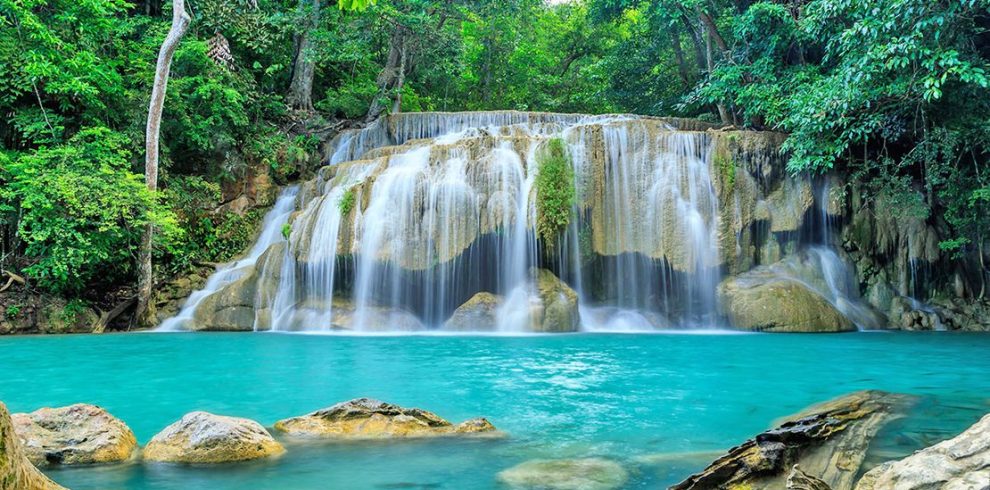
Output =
[
  {"x1": 535, "y1": 138, "x2": 575, "y2": 248},
  {"x1": 338, "y1": 187, "x2": 356, "y2": 215},
  {"x1": 338, "y1": 0, "x2": 376, "y2": 12},
  {"x1": 1, "y1": 127, "x2": 177, "y2": 293},
  {"x1": 5, "y1": 304, "x2": 21, "y2": 317},
  {"x1": 160, "y1": 175, "x2": 264, "y2": 273},
  {"x1": 281, "y1": 222, "x2": 292, "y2": 240},
  {"x1": 715, "y1": 154, "x2": 736, "y2": 189}
]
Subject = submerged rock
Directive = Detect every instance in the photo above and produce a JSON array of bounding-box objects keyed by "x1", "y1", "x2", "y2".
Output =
[
  {"x1": 144, "y1": 411, "x2": 284, "y2": 464},
  {"x1": 719, "y1": 273, "x2": 855, "y2": 332},
  {"x1": 854, "y1": 412, "x2": 990, "y2": 490},
  {"x1": 273, "y1": 398, "x2": 496, "y2": 438},
  {"x1": 497, "y1": 458, "x2": 628, "y2": 490},
  {"x1": 0, "y1": 402, "x2": 65, "y2": 490},
  {"x1": 443, "y1": 292, "x2": 502, "y2": 331},
  {"x1": 671, "y1": 390, "x2": 910, "y2": 490},
  {"x1": 12, "y1": 404, "x2": 136, "y2": 466}
]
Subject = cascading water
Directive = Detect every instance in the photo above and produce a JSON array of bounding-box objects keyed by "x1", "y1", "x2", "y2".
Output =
[
  {"x1": 158, "y1": 186, "x2": 299, "y2": 331},
  {"x1": 161, "y1": 111, "x2": 876, "y2": 333}
]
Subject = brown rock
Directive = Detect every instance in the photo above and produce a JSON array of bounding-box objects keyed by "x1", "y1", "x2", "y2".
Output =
[
  {"x1": 671, "y1": 391, "x2": 911, "y2": 490},
  {"x1": 144, "y1": 411, "x2": 284, "y2": 464},
  {"x1": 273, "y1": 398, "x2": 497, "y2": 439},
  {"x1": 0, "y1": 402, "x2": 66, "y2": 490},
  {"x1": 12, "y1": 404, "x2": 136, "y2": 466}
]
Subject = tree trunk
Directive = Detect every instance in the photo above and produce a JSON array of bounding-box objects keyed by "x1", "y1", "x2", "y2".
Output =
[
  {"x1": 366, "y1": 26, "x2": 407, "y2": 122},
  {"x1": 670, "y1": 27, "x2": 691, "y2": 87},
  {"x1": 678, "y1": 12, "x2": 707, "y2": 72},
  {"x1": 698, "y1": 7, "x2": 732, "y2": 125},
  {"x1": 136, "y1": 0, "x2": 190, "y2": 326},
  {"x1": 287, "y1": 0, "x2": 321, "y2": 111},
  {"x1": 391, "y1": 38, "x2": 407, "y2": 114}
]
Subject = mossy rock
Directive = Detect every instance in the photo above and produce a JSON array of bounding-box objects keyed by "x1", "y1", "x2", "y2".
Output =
[{"x1": 719, "y1": 274, "x2": 855, "y2": 333}]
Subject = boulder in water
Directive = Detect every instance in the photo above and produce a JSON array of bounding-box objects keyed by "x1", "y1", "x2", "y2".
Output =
[
  {"x1": 854, "y1": 412, "x2": 990, "y2": 490},
  {"x1": 273, "y1": 398, "x2": 496, "y2": 438},
  {"x1": 328, "y1": 303, "x2": 425, "y2": 332},
  {"x1": 530, "y1": 269, "x2": 579, "y2": 332},
  {"x1": 144, "y1": 411, "x2": 285, "y2": 464},
  {"x1": 443, "y1": 292, "x2": 502, "y2": 331},
  {"x1": 12, "y1": 404, "x2": 136, "y2": 466},
  {"x1": 671, "y1": 390, "x2": 911, "y2": 490},
  {"x1": 497, "y1": 458, "x2": 629, "y2": 490},
  {"x1": 191, "y1": 273, "x2": 259, "y2": 331},
  {"x1": 0, "y1": 402, "x2": 65, "y2": 490},
  {"x1": 718, "y1": 273, "x2": 855, "y2": 332}
]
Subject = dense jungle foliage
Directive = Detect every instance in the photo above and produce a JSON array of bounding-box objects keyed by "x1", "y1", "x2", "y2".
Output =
[{"x1": 1, "y1": 0, "x2": 988, "y2": 314}]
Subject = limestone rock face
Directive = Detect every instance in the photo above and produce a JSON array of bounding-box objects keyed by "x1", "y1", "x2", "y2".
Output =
[
  {"x1": 144, "y1": 412, "x2": 284, "y2": 464},
  {"x1": 855, "y1": 413, "x2": 990, "y2": 490},
  {"x1": 671, "y1": 390, "x2": 911, "y2": 490},
  {"x1": 443, "y1": 292, "x2": 502, "y2": 331},
  {"x1": 273, "y1": 398, "x2": 496, "y2": 439},
  {"x1": 0, "y1": 402, "x2": 65, "y2": 490},
  {"x1": 12, "y1": 404, "x2": 136, "y2": 466},
  {"x1": 530, "y1": 269, "x2": 580, "y2": 332},
  {"x1": 497, "y1": 458, "x2": 629, "y2": 490},
  {"x1": 719, "y1": 273, "x2": 855, "y2": 332}
]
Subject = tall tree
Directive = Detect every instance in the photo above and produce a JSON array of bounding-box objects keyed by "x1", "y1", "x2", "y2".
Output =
[
  {"x1": 289, "y1": 0, "x2": 378, "y2": 112},
  {"x1": 136, "y1": 0, "x2": 191, "y2": 324},
  {"x1": 287, "y1": 0, "x2": 322, "y2": 111}
]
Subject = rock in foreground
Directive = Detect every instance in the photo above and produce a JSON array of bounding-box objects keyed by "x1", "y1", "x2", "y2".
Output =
[
  {"x1": 855, "y1": 412, "x2": 990, "y2": 490},
  {"x1": 273, "y1": 398, "x2": 496, "y2": 438},
  {"x1": 671, "y1": 390, "x2": 910, "y2": 490},
  {"x1": 497, "y1": 458, "x2": 628, "y2": 490},
  {"x1": 0, "y1": 402, "x2": 65, "y2": 490},
  {"x1": 144, "y1": 411, "x2": 285, "y2": 464},
  {"x1": 12, "y1": 403, "x2": 136, "y2": 466}
]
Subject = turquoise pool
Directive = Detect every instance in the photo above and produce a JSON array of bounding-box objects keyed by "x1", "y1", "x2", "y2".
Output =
[{"x1": 1, "y1": 332, "x2": 988, "y2": 489}]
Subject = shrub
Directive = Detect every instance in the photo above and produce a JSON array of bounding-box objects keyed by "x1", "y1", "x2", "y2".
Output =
[
  {"x1": 1, "y1": 127, "x2": 178, "y2": 294},
  {"x1": 534, "y1": 138, "x2": 575, "y2": 248}
]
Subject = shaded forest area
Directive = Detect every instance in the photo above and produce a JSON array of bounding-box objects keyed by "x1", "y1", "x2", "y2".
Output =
[{"x1": 1, "y1": 0, "x2": 989, "y2": 326}]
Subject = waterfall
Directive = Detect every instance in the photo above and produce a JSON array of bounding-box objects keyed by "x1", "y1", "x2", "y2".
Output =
[
  {"x1": 158, "y1": 186, "x2": 299, "y2": 331},
  {"x1": 161, "y1": 111, "x2": 873, "y2": 333}
]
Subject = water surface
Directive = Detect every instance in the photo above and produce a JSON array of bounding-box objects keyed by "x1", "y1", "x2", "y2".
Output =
[{"x1": 1, "y1": 332, "x2": 987, "y2": 489}]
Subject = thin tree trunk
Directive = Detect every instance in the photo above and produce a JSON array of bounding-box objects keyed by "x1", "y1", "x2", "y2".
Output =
[
  {"x1": 287, "y1": 0, "x2": 320, "y2": 111},
  {"x1": 391, "y1": 39, "x2": 407, "y2": 114},
  {"x1": 698, "y1": 11, "x2": 728, "y2": 53},
  {"x1": 366, "y1": 26, "x2": 407, "y2": 122},
  {"x1": 670, "y1": 27, "x2": 691, "y2": 87},
  {"x1": 136, "y1": 0, "x2": 190, "y2": 325},
  {"x1": 679, "y1": 12, "x2": 707, "y2": 72},
  {"x1": 698, "y1": 7, "x2": 732, "y2": 125}
]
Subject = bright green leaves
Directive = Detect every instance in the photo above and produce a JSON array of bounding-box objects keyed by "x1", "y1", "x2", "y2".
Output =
[
  {"x1": 337, "y1": 0, "x2": 376, "y2": 12},
  {"x1": 338, "y1": 187, "x2": 356, "y2": 215},
  {"x1": 534, "y1": 138, "x2": 575, "y2": 250},
  {"x1": 2, "y1": 127, "x2": 177, "y2": 293}
]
